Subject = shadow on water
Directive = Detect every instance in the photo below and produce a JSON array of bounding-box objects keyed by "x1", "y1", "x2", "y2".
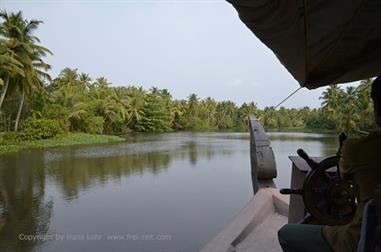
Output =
[{"x1": 0, "y1": 131, "x2": 337, "y2": 251}]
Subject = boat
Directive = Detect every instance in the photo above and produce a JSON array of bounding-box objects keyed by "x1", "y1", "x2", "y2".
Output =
[
  {"x1": 201, "y1": 187, "x2": 288, "y2": 252},
  {"x1": 201, "y1": 117, "x2": 289, "y2": 252},
  {"x1": 201, "y1": 116, "x2": 376, "y2": 251},
  {"x1": 202, "y1": 1, "x2": 381, "y2": 251}
]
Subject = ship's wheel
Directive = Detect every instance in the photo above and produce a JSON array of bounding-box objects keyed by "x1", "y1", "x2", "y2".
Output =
[{"x1": 280, "y1": 134, "x2": 358, "y2": 226}]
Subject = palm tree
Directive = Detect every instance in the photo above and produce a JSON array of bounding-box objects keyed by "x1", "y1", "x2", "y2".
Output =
[
  {"x1": 50, "y1": 83, "x2": 87, "y2": 131},
  {"x1": 187, "y1": 93, "x2": 199, "y2": 114},
  {"x1": 201, "y1": 97, "x2": 217, "y2": 125},
  {"x1": 262, "y1": 106, "x2": 278, "y2": 128},
  {"x1": 0, "y1": 11, "x2": 52, "y2": 131},
  {"x1": 169, "y1": 100, "x2": 184, "y2": 123},
  {"x1": 320, "y1": 85, "x2": 344, "y2": 119},
  {"x1": 113, "y1": 87, "x2": 131, "y2": 120},
  {"x1": 79, "y1": 73, "x2": 92, "y2": 90},
  {"x1": 53, "y1": 68, "x2": 78, "y2": 89},
  {"x1": 0, "y1": 12, "x2": 26, "y2": 109},
  {"x1": 149, "y1": 86, "x2": 160, "y2": 96},
  {"x1": 14, "y1": 56, "x2": 51, "y2": 132},
  {"x1": 337, "y1": 86, "x2": 360, "y2": 132},
  {"x1": 89, "y1": 87, "x2": 132, "y2": 133},
  {"x1": 94, "y1": 77, "x2": 110, "y2": 89},
  {"x1": 160, "y1": 89, "x2": 172, "y2": 100},
  {"x1": 238, "y1": 102, "x2": 253, "y2": 127},
  {"x1": 214, "y1": 101, "x2": 237, "y2": 129},
  {"x1": 0, "y1": 42, "x2": 25, "y2": 108},
  {"x1": 356, "y1": 79, "x2": 373, "y2": 129},
  {"x1": 126, "y1": 86, "x2": 146, "y2": 129}
]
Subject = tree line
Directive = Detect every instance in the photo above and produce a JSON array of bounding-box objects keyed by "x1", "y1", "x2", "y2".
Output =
[{"x1": 0, "y1": 11, "x2": 377, "y2": 141}]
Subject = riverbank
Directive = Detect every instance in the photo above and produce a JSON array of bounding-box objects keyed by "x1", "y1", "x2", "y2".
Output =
[
  {"x1": 0, "y1": 128, "x2": 334, "y2": 156},
  {"x1": 0, "y1": 133, "x2": 125, "y2": 155},
  {"x1": 267, "y1": 127, "x2": 336, "y2": 134}
]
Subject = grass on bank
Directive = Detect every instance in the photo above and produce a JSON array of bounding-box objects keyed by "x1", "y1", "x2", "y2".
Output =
[
  {"x1": 0, "y1": 133, "x2": 125, "y2": 155},
  {"x1": 266, "y1": 127, "x2": 337, "y2": 134},
  {"x1": 0, "y1": 127, "x2": 336, "y2": 156}
]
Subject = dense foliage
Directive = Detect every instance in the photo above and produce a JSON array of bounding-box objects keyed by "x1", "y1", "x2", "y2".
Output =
[
  {"x1": 0, "y1": 11, "x2": 377, "y2": 140},
  {"x1": 3, "y1": 118, "x2": 64, "y2": 142}
]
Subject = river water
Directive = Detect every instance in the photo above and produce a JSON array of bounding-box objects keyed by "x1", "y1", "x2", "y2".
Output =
[{"x1": 0, "y1": 132, "x2": 338, "y2": 252}]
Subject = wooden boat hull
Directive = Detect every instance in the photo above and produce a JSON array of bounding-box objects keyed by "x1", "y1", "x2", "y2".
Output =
[{"x1": 201, "y1": 188, "x2": 289, "y2": 252}]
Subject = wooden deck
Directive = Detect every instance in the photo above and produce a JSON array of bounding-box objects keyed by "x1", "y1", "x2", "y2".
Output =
[{"x1": 201, "y1": 188, "x2": 289, "y2": 252}]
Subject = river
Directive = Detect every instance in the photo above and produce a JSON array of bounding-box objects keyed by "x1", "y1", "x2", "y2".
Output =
[{"x1": 0, "y1": 132, "x2": 338, "y2": 252}]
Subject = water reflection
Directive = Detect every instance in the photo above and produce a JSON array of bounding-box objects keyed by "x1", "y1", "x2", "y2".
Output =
[
  {"x1": 0, "y1": 132, "x2": 337, "y2": 252},
  {"x1": 45, "y1": 150, "x2": 173, "y2": 200},
  {"x1": 0, "y1": 152, "x2": 53, "y2": 252},
  {"x1": 44, "y1": 133, "x2": 236, "y2": 201}
]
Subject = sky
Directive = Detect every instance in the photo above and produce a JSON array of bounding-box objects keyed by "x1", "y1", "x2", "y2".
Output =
[{"x1": 2, "y1": 0, "x2": 330, "y2": 108}]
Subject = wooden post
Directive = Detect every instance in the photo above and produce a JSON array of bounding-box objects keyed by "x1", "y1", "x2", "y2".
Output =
[
  {"x1": 288, "y1": 156, "x2": 308, "y2": 223},
  {"x1": 248, "y1": 116, "x2": 277, "y2": 194}
]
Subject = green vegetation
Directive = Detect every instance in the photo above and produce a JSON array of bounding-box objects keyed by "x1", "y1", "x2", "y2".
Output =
[
  {"x1": 0, "y1": 11, "x2": 377, "y2": 152},
  {"x1": 261, "y1": 80, "x2": 376, "y2": 134},
  {"x1": 0, "y1": 133, "x2": 124, "y2": 155}
]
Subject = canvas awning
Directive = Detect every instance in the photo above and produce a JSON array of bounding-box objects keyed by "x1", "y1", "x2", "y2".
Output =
[{"x1": 228, "y1": 0, "x2": 381, "y2": 89}]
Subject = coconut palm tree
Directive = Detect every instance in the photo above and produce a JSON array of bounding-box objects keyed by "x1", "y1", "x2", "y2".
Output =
[
  {"x1": 113, "y1": 87, "x2": 131, "y2": 121},
  {"x1": 320, "y1": 85, "x2": 344, "y2": 119},
  {"x1": 149, "y1": 86, "x2": 160, "y2": 96},
  {"x1": 356, "y1": 79, "x2": 374, "y2": 129},
  {"x1": 160, "y1": 89, "x2": 172, "y2": 100},
  {"x1": 126, "y1": 86, "x2": 146, "y2": 130},
  {"x1": 0, "y1": 41, "x2": 25, "y2": 108},
  {"x1": 201, "y1": 97, "x2": 217, "y2": 125},
  {"x1": 187, "y1": 93, "x2": 199, "y2": 114},
  {"x1": 94, "y1": 77, "x2": 110, "y2": 89},
  {"x1": 0, "y1": 11, "x2": 52, "y2": 131},
  {"x1": 53, "y1": 68, "x2": 78, "y2": 89},
  {"x1": 336, "y1": 86, "x2": 360, "y2": 132},
  {"x1": 79, "y1": 73, "x2": 91, "y2": 85},
  {"x1": 215, "y1": 101, "x2": 236, "y2": 129}
]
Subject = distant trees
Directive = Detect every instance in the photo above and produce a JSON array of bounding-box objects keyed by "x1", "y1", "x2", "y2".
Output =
[
  {"x1": 0, "y1": 11, "x2": 377, "y2": 139},
  {"x1": 135, "y1": 89, "x2": 172, "y2": 132},
  {"x1": 1, "y1": 64, "x2": 376, "y2": 137},
  {"x1": 0, "y1": 65, "x2": 267, "y2": 134}
]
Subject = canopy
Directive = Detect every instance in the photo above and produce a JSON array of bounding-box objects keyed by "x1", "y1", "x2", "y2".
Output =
[{"x1": 227, "y1": 0, "x2": 381, "y2": 89}]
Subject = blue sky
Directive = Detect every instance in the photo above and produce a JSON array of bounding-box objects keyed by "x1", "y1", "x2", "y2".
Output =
[{"x1": 2, "y1": 0, "x2": 328, "y2": 108}]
